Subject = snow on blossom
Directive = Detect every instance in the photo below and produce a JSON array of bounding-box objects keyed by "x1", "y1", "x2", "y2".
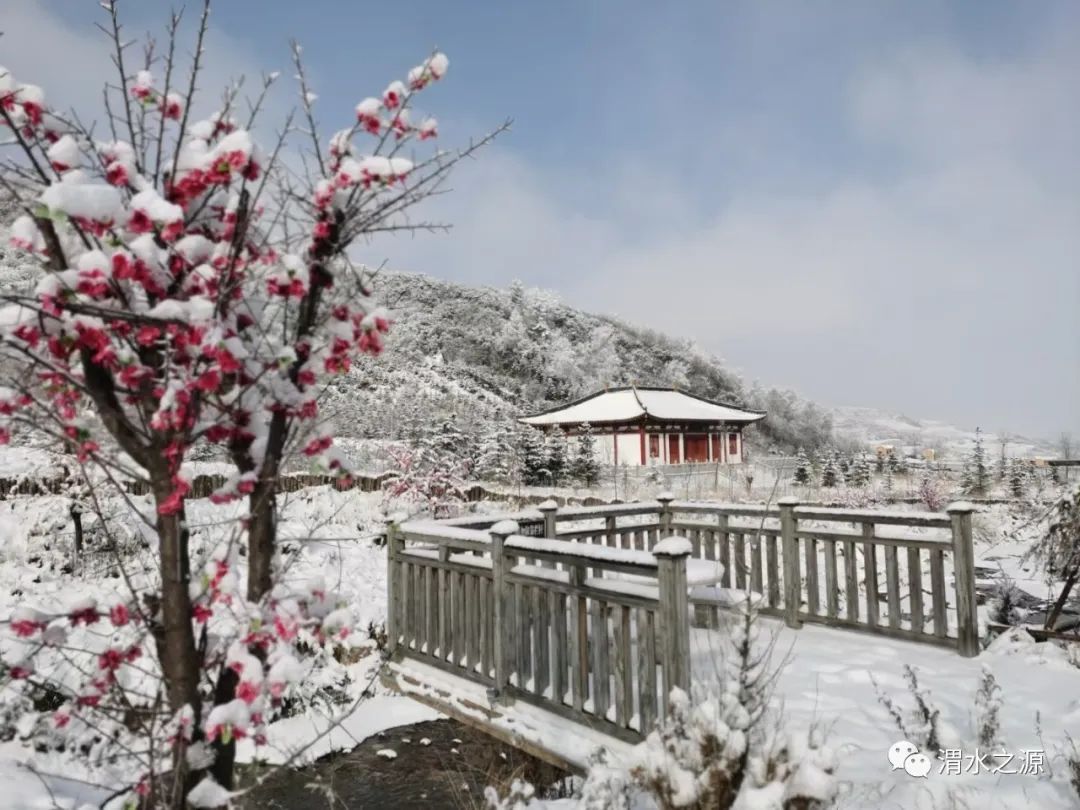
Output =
[
  {"x1": 354, "y1": 97, "x2": 382, "y2": 134},
  {"x1": 47, "y1": 134, "x2": 81, "y2": 172},
  {"x1": 407, "y1": 52, "x2": 449, "y2": 89},
  {"x1": 205, "y1": 698, "x2": 250, "y2": 743},
  {"x1": 40, "y1": 171, "x2": 124, "y2": 224},
  {"x1": 382, "y1": 80, "x2": 407, "y2": 110},
  {"x1": 267, "y1": 653, "x2": 304, "y2": 698},
  {"x1": 187, "y1": 776, "x2": 237, "y2": 808},
  {"x1": 8, "y1": 215, "x2": 45, "y2": 253},
  {"x1": 131, "y1": 69, "x2": 155, "y2": 101},
  {"x1": 418, "y1": 117, "x2": 438, "y2": 140},
  {"x1": 161, "y1": 91, "x2": 183, "y2": 120}
]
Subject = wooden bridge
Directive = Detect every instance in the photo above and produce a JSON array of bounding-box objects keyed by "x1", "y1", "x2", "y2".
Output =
[{"x1": 382, "y1": 495, "x2": 979, "y2": 771}]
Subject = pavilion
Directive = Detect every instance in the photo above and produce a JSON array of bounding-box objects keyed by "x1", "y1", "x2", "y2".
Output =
[{"x1": 519, "y1": 386, "x2": 766, "y2": 466}]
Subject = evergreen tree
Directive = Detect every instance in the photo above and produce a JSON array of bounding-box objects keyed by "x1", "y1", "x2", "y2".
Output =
[
  {"x1": 572, "y1": 422, "x2": 601, "y2": 488},
  {"x1": 1008, "y1": 459, "x2": 1027, "y2": 499},
  {"x1": 793, "y1": 448, "x2": 811, "y2": 486},
  {"x1": 545, "y1": 427, "x2": 569, "y2": 486},
  {"x1": 849, "y1": 454, "x2": 871, "y2": 488},
  {"x1": 883, "y1": 458, "x2": 895, "y2": 498},
  {"x1": 874, "y1": 451, "x2": 885, "y2": 474},
  {"x1": 520, "y1": 426, "x2": 549, "y2": 486},
  {"x1": 476, "y1": 423, "x2": 514, "y2": 483},
  {"x1": 821, "y1": 455, "x2": 838, "y2": 488},
  {"x1": 965, "y1": 427, "x2": 990, "y2": 496},
  {"x1": 886, "y1": 449, "x2": 900, "y2": 475},
  {"x1": 838, "y1": 454, "x2": 851, "y2": 477}
]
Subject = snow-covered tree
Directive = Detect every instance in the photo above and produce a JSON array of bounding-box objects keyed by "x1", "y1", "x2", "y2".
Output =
[
  {"x1": 792, "y1": 447, "x2": 811, "y2": 486},
  {"x1": 572, "y1": 422, "x2": 601, "y2": 488},
  {"x1": 476, "y1": 422, "x2": 515, "y2": 484},
  {"x1": 963, "y1": 428, "x2": 990, "y2": 496},
  {"x1": 0, "y1": 3, "x2": 501, "y2": 803},
  {"x1": 519, "y1": 425, "x2": 549, "y2": 486},
  {"x1": 848, "y1": 454, "x2": 872, "y2": 488},
  {"x1": 383, "y1": 421, "x2": 471, "y2": 518},
  {"x1": 821, "y1": 454, "x2": 839, "y2": 488},
  {"x1": 1008, "y1": 458, "x2": 1027, "y2": 499},
  {"x1": 545, "y1": 426, "x2": 569, "y2": 486}
]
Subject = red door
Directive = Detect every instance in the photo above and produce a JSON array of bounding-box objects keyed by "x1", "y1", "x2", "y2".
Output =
[
  {"x1": 685, "y1": 434, "x2": 708, "y2": 463},
  {"x1": 711, "y1": 434, "x2": 722, "y2": 462},
  {"x1": 668, "y1": 434, "x2": 681, "y2": 464}
]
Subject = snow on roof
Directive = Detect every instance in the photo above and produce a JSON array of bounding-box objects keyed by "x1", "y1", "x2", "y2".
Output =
[{"x1": 519, "y1": 387, "x2": 766, "y2": 427}]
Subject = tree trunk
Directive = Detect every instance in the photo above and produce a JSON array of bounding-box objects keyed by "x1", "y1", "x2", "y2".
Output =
[
  {"x1": 246, "y1": 472, "x2": 278, "y2": 602},
  {"x1": 1045, "y1": 566, "x2": 1079, "y2": 631},
  {"x1": 153, "y1": 483, "x2": 203, "y2": 808}
]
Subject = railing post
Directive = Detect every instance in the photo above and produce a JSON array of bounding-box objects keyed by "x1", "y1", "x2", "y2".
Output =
[
  {"x1": 655, "y1": 537, "x2": 692, "y2": 694},
  {"x1": 490, "y1": 520, "x2": 518, "y2": 702},
  {"x1": 947, "y1": 502, "x2": 980, "y2": 657},
  {"x1": 386, "y1": 518, "x2": 403, "y2": 655},
  {"x1": 657, "y1": 491, "x2": 674, "y2": 535},
  {"x1": 538, "y1": 499, "x2": 559, "y2": 538},
  {"x1": 778, "y1": 497, "x2": 802, "y2": 629}
]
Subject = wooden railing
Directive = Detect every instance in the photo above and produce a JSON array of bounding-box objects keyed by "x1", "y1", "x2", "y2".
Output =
[
  {"x1": 433, "y1": 496, "x2": 979, "y2": 655},
  {"x1": 387, "y1": 496, "x2": 979, "y2": 742},
  {"x1": 387, "y1": 509, "x2": 692, "y2": 742},
  {"x1": 667, "y1": 496, "x2": 978, "y2": 656}
]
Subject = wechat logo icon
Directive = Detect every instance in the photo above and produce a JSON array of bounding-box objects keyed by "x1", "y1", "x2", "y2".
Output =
[{"x1": 888, "y1": 740, "x2": 931, "y2": 778}]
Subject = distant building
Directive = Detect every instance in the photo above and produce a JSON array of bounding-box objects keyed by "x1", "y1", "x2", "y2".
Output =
[
  {"x1": 519, "y1": 386, "x2": 766, "y2": 466},
  {"x1": 922, "y1": 448, "x2": 936, "y2": 462},
  {"x1": 875, "y1": 444, "x2": 895, "y2": 458}
]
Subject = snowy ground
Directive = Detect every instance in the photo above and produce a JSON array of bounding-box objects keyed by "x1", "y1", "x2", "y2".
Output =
[
  {"x1": 691, "y1": 618, "x2": 1080, "y2": 810},
  {"x1": 0, "y1": 471, "x2": 1075, "y2": 807}
]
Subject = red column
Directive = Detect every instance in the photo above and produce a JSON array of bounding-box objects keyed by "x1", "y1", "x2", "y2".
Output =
[{"x1": 639, "y1": 424, "x2": 646, "y2": 465}]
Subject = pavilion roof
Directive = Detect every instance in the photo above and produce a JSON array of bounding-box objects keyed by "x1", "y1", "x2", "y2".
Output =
[{"x1": 519, "y1": 386, "x2": 766, "y2": 428}]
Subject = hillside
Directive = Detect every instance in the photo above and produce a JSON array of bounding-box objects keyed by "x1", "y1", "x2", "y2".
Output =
[
  {"x1": 832, "y1": 405, "x2": 1059, "y2": 461},
  {"x1": 333, "y1": 271, "x2": 834, "y2": 451}
]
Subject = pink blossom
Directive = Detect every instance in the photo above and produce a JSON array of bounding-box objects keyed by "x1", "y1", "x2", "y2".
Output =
[{"x1": 109, "y1": 603, "x2": 131, "y2": 627}]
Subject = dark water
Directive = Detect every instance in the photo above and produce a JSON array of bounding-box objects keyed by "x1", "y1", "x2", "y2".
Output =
[{"x1": 241, "y1": 718, "x2": 571, "y2": 809}]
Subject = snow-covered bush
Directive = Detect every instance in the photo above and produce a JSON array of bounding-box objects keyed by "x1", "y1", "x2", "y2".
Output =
[
  {"x1": 580, "y1": 605, "x2": 836, "y2": 810},
  {"x1": 874, "y1": 665, "x2": 945, "y2": 753},
  {"x1": 987, "y1": 575, "x2": 1027, "y2": 626},
  {"x1": 0, "y1": 1, "x2": 499, "y2": 804},
  {"x1": 1025, "y1": 484, "x2": 1080, "y2": 630}
]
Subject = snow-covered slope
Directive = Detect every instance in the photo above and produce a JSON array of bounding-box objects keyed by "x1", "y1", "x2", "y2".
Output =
[{"x1": 832, "y1": 405, "x2": 1059, "y2": 460}]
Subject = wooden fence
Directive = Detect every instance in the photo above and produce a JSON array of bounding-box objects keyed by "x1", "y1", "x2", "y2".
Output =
[
  {"x1": 387, "y1": 496, "x2": 979, "y2": 743},
  {"x1": 388, "y1": 505, "x2": 691, "y2": 742}
]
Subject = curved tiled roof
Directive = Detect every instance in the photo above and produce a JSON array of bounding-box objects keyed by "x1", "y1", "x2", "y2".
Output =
[{"x1": 519, "y1": 386, "x2": 766, "y2": 427}]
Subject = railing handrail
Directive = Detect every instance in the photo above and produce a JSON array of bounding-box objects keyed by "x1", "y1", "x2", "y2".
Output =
[{"x1": 505, "y1": 534, "x2": 660, "y2": 570}]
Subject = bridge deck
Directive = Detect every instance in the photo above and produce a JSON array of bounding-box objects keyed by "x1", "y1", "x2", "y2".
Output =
[{"x1": 383, "y1": 656, "x2": 635, "y2": 774}]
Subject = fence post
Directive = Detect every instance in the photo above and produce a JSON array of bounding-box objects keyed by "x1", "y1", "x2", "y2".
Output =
[
  {"x1": 655, "y1": 537, "x2": 692, "y2": 695},
  {"x1": 386, "y1": 518, "x2": 403, "y2": 655},
  {"x1": 778, "y1": 497, "x2": 802, "y2": 629},
  {"x1": 490, "y1": 520, "x2": 518, "y2": 702},
  {"x1": 657, "y1": 491, "x2": 674, "y2": 535},
  {"x1": 947, "y1": 502, "x2": 980, "y2": 657},
  {"x1": 538, "y1": 499, "x2": 559, "y2": 539}
]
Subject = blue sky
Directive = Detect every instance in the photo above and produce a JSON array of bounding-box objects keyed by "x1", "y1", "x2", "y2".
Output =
[{"x1": 3, "y1": 1, "x2": 1078, "y2": 438}]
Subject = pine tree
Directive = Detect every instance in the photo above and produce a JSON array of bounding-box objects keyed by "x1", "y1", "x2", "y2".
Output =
[
  {"x1": 965, "y1": 427, "x2": 990, "y2": 496},
  {"x1": 849, "y1": 454, "x2": 871, "y2": 488},
  {"x1": 838, "y1": 454, "x2": 851, "y2": 477},
  {"x1": 476, "y1": 423, "x2": 514, "y2": 483},
  {"x1": 883, "y1": 458, "x2": 895, "y2": 498},
  {"x1": 821, "y1": 454, "x2": 838, "y2": 488},
  {"x1": 1008, "y1": 458, "x2": 1027, "y2": 499},
  {"x1": 546, "y1": 427, "x2": 568, "y2": 486},
  {"x1": 793, "y1": 448, "x2": 811, "y2": 486},
  {"x1": 572, "y1": 422, "x2": 601, "y2": 488},
  {"x1": 520, "y1": 426, "x2": 549, "y2": 486}
]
